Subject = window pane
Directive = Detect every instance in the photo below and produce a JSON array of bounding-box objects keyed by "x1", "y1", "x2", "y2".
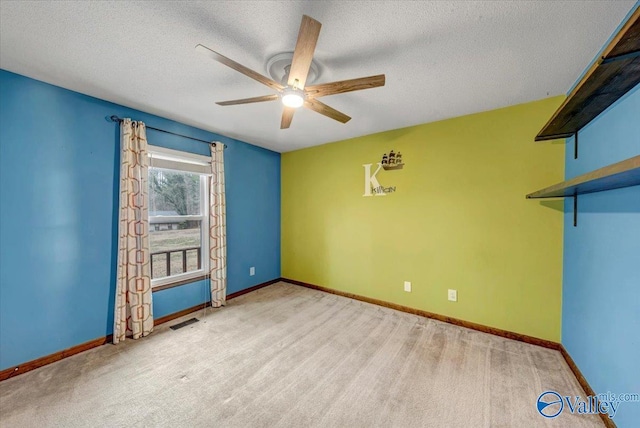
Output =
[
  {"x1": 150, "y1": 220, "x2": 202, "y2": 279},
  {"x1": 149, "y1": 168, "x2": 201, "y2": 216}
]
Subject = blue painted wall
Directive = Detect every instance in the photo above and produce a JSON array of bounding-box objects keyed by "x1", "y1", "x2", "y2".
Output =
[
  {"x1": 0, "y1": 70, "x2": 281, "y2": 370},
  {"x1": 562, "y1": 82, "x2": 640, "y2": 428}
]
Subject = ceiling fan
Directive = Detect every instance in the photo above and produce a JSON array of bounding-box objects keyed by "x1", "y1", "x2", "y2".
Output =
[{"x1": 196, "y1": 15, "x2": 385, "y2": 129}]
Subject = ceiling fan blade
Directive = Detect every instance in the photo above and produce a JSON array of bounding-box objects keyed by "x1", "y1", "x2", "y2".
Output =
[
  {"x1": 196, "y1": 44, "x2": 284, "y2": 92},
  {"x1": 287, "y1": 15, "x2": 322, "y2": 89},
  {"x1": 281, "y1": 107, "x2": 295, "y2": 129},
  {"x1": 305, "y1": 74, "x2": 385, "y2": 98},
  {"x1": 304, "y1": 99, "x2": 351, "y2": 123},
  {"x1": 216, "y1": 94, "x2": 279, "y2": 106}
]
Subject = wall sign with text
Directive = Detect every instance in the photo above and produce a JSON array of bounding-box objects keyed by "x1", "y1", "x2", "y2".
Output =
[{"x1": 363, "y1": 150, "x2": 405, "y2": 197}]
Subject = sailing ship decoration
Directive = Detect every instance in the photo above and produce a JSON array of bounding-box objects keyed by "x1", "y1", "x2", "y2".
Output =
[{"x1": 381, "y1": 150, "x2": 404, "y2": 170}]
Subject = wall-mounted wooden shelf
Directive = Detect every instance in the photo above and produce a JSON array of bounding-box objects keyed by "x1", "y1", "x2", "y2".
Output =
[
  {"x1": 536, "y1": 8, "x2": 640, "y2": 142},
  {"x1": 529, "y1": 8, "x2": 640, "y2": 226},
  {"x1": 527, "y1": 155, "x2": 640, "y2": 199}
]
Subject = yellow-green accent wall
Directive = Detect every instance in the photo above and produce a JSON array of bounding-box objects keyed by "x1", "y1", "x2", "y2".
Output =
[{"x1": 282, "y1": 96, "x2": 565, "y2": 342}]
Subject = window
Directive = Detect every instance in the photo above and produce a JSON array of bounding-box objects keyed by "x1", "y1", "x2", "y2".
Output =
[{"x1": 148, "y1": 146, "x2": 210, "y2": 288}]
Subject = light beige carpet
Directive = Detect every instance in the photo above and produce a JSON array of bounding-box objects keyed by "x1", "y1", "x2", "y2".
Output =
[{"x1": 0, "y1": 282, "x2": 602, "y2": 427}]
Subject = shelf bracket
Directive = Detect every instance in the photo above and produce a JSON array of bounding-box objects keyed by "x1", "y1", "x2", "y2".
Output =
[
  {"x1": 601, "y1": 49, "x2": 640, "y2": 65},
  {"x1": 573, "y1": 193, "x2": 578, "y2": 227},
  {"x1": 574, "y1": 131, "x2": 579, "y2": 160}
]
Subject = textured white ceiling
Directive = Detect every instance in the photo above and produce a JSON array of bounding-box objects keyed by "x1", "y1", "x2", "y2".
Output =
[{"x1": 0, "y1": 1, "x2": 636, "y2": 152}]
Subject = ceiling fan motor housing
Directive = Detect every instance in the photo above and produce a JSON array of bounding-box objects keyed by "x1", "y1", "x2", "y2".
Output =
[{"x1": 266, "y1": 52, "x2": 320, "y2": 86}]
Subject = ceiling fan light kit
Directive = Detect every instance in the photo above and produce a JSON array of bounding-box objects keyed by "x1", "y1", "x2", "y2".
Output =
[
  {"x1": 281, "y1": 88, "x2": 305, "y2": 108},
  {"x1": 197, "y1": 15, "x2": 385, "y2": 129}
]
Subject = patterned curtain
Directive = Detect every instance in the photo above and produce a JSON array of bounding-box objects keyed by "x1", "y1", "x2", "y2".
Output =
[
  {"x1": 209, "y1": 143, "x2": 227, "y2": 307},
  {"x1": 113, "y1": 119, "x2": 154, "y2": 344}
]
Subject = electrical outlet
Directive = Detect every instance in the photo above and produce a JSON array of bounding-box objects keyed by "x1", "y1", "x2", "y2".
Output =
[
  {"x1": 448, "y1": 289, "x2": 457, "y2": 302},
  {"x1": 249, "y1": 267, "x2": 255, "y2": 276},
  {"x1": 404, "y1": 281, "x2": 411, "y2": 292}
]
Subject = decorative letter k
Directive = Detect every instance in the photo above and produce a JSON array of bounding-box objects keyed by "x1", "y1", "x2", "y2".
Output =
[{"x1": 363, "y1": 163, "x2": 385, "y2": 197}]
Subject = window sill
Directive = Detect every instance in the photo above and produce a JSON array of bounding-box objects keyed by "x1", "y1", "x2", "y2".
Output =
[{"x1": 152, "y1": 274, "x2": 208, "y2": 292}]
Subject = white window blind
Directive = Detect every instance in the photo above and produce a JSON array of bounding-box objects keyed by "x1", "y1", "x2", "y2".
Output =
[{"x1": 148, "y1": 145, "x2": 212, "y2": 174}]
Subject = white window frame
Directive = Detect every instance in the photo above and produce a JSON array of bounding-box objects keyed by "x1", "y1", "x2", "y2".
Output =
[{"x1": 148, "y1": 145, "x2": 210, "y2": 288}]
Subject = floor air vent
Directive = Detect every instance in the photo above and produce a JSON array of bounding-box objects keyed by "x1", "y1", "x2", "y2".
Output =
[{"x1": 170, "y1": 318, "x2": 199, "y2": 330}]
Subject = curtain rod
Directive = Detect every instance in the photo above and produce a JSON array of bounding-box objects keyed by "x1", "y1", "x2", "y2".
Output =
[{"x1": 109, "y1": 115, "x2": 226, "y2": 148}]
